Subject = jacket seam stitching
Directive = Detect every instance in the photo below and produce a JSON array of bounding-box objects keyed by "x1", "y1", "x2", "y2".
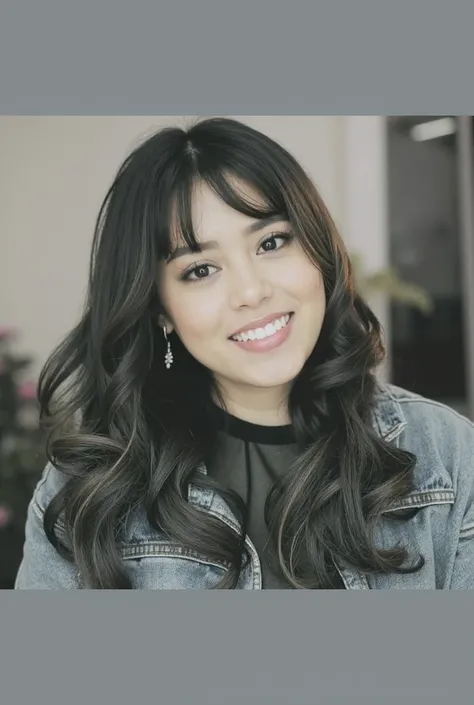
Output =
[
  {"x1": 119, "y1": 543, "x2": 231, "y2": 569},
  {"x1": 383, "y1": 422, "x2": 406, "y2": 442},
  {"x1": 386, "y1": 489, "x2": 455, "y2": 511},
  {"x1": 460, "y1": 521, "x2": 474, "y2": 538}
]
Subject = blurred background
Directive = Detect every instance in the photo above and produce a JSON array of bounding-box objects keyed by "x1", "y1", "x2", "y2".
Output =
[{"x1": 1, "y1": 115, "x2": 473, "y2": 587}]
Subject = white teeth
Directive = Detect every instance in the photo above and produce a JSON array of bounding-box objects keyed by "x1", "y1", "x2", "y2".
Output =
[{"x1": 232, "y1": 314, "x2": 291, "y2": 342}]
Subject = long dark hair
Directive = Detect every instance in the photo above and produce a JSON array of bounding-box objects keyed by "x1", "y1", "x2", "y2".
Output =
[{"x1": 38, "y1": 117, "x2": 420, "y2": 589}]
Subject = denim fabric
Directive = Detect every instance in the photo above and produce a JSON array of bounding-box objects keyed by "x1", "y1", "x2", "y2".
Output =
[{"x1": 14, "y1": 384, "x2": 474, "y2": 589}]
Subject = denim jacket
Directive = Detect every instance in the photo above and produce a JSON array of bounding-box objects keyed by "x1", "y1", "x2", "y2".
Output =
[{"x1": 14, "y1": 384, "x2": 474, "y2": 589}]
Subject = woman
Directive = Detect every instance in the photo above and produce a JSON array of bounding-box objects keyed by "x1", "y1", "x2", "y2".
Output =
[{"x1": 15, "y1": 117, "x2": 474, "y2": 590}]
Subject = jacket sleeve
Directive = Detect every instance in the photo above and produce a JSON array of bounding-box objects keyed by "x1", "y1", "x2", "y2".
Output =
[
  {"x1": 14, "y1": 463, "x2": 82, "y2": 589},
  {"x1": 450, "y1": 481, "x2": 474, "y2": 589},
  {"x1": 449, "y1": 421, "x2": 474, "y2": 589}
]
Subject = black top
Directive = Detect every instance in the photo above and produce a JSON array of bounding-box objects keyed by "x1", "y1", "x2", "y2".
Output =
[{"x1": 206, "y1": 405, "x2": 299, "y2": 589}]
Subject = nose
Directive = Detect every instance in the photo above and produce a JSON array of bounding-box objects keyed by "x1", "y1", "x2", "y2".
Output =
[{"x1": 228, "y1": 260, "x2": 273, "y2": 310}]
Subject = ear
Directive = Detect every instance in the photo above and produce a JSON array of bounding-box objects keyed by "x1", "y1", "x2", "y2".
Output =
[{"x1": 158, "y1": 314, "x2": 174, "y2": 335}]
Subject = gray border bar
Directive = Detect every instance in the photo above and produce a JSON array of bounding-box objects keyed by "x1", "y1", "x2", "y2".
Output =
[
  {"x1": 2, "y1": 2, "x2": 474, "y2": 114},
  {"x1": 1, "y1": 591, "x2": 472, "y2": 703}
]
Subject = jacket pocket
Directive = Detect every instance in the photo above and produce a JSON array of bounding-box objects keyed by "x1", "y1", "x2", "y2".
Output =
[{"x1": 118, "y1": 541, "x2": 232, "y2": 589}]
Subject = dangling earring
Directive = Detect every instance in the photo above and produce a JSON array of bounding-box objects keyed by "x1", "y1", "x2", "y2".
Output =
[{"x1": 163, "y1": 327, "x2": 173, "y2": 369}]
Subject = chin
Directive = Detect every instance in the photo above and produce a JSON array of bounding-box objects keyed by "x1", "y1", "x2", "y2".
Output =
[{"x1": 244, "y1": 360, "x2": 306, "y2": 390}]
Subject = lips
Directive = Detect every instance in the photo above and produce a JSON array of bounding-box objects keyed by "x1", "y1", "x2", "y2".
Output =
[{"x1": 229, "y1": 312, "x2": 295, "y2": 353}]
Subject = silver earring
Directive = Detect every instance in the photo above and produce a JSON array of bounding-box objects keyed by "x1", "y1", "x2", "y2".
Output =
[{"x1": 163, "y1": 328, "x2": 173, "y2": 369}]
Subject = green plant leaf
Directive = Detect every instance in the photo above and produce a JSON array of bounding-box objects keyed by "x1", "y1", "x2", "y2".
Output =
[{"x1": 349, "y1": 252, "x2": 433, "y2": 314}]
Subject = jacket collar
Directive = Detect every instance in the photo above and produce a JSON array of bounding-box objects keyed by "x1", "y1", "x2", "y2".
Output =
[{"x1": 372, "y1": 383, "x2": 407, "y2": 444}]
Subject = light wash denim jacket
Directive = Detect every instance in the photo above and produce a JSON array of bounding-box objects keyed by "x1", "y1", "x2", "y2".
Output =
[{"x1": 14, "y1": 384, "x2": 474, "y2": 589}]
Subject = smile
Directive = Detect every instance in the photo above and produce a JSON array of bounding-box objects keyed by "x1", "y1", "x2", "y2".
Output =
[{"x1": 230, "y1": 314, "x2": 292, "y2": 342}]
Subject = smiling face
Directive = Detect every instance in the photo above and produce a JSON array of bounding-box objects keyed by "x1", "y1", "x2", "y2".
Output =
[{"x1": 158, "y1": 181, "x2": 326, "y2": 422}]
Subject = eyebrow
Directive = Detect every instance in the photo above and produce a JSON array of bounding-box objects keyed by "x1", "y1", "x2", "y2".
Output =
[{"x1": 167, "y1": 213, "x2": 287, "y2": 262}]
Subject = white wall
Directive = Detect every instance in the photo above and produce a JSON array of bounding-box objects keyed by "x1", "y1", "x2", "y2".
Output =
[
  {"x1": 341, "y1": 116, "x2": 391, "y2": 379},
  {"x1": 0, "y1": 115, "x2": 382, "y2": 380}
]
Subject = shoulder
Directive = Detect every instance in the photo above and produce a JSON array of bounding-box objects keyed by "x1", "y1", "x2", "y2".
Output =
[
  {"x1": 374, "y1": 383, "x2": 474, "y2": 497},
  {"x1": 30, "y1": 460, "x2": 69, "y2": 519},
  {"x1": 15, "y1": 461, "x2": 79, "y2": 589},
  {"x1": 375, "y1": 383, "x2": 474, "y2": 440}
]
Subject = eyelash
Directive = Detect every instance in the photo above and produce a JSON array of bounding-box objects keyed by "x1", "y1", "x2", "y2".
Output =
[{"x1": 180, "y1": 232, "x2": 294, "y2": 283}]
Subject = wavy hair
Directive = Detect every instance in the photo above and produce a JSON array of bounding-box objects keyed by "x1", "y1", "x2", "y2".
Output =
[{"x1": 38, "y1": 117, "x2": 422, "y2": 588}]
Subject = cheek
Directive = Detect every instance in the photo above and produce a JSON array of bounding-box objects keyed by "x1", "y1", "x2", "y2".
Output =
[
  {"x1": 278, "y1": 256, "x2": 325, "y2": 306},
  {"x1": 166, "y1": 287, "x2": 225, "y2": 343}
]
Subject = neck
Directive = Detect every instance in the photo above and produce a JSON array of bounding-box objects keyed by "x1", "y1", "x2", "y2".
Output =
[{"x1": 212, "y1": 380, "x2": 292, "y2": 426}]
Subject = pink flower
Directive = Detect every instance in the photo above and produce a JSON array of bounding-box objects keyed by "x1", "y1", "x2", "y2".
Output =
[
  {"x1": 0, "y1": 326, "x2": 15, "y2": 340},
  {"x1": 0, "y1": 505, "x2": 11, "y2": 529},
  {"x1": 18, "y1": 380, "x2": 38, "y2": 401}
]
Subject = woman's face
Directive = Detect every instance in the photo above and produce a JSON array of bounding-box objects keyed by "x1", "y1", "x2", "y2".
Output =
[{"x1": 158, "y1": 182, "x2": 326, "y2": 407}]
